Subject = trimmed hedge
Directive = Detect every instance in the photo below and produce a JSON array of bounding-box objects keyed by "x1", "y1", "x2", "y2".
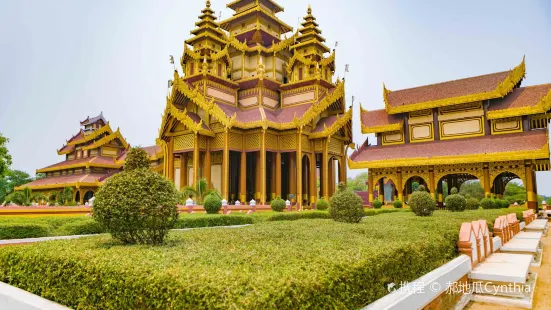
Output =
[
  {"x1": 270, "y1": 198, "x2": 286, "y2": 212},
  {"x1": 466, "y1": 198, "x2": 480, "y2": 210},
  {"x1": 0, "y1": 209, "x2": 522, "y2": 309},
  {"x1": 372, "y1": 199, "x2": 383, "y2": 209},
  {"x1": 316, "y1": 199, "x2": 329, "y2": 211},
  {"x1": 445, "y1": 194, "x2": 466, "y2": 212},
  {"x1": 175, "y1": 214, "x2": 254, "y2": 228},
  {"x1": 0, "y1": 223, "x2": 51, "y2": 240},
  {"x1": 203, "y1": 194, "x2": 223, "y2": 214},
  {"x1": 393, "y1": 200, "x2": 403, "y2": 209}
]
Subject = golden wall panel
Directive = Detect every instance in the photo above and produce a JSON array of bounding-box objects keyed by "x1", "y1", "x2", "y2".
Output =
[
  {"x1": 101, "y1": 146, "x2": 118, "y2": 157},
  {"x1": 382, "y1": 131, "x2": 405, "y2": 146},
  {"x1": 279, "y1": 134, "x2": 296, "y2": 150},
  {"x1": 328, "y1": 138, "x2": 342, "y2": 155},
  {"x1": 245, "y1": 133, "x2": 261, "y2": 150},
  {"x1": 301, "y1": 136, "x2": 311, "y2": 152},
  {"x1": 315, "y1": 139, "x2": 323, "y2": 152},
  {"x1": 174, "y1": 134, "x2": 194, "y2": 151},
  {"x1": 266, "y1": 133, "x2": 278, "y2": 150},
  {"x1": 229, "y1": 132, "x2": 243, "y2": 150},
  {"x1": 409, "y1": 109, "x2": 433, "y2": 125},
  {"x1": 410, "y1": 123, "x2": 434, "y2": 143},
  {"x1": 211, "y1": 133, "x2": 225, "y2": 149},
  {"x1": 491, "y1": 117, "x2": 522, "y2": 135},
  {"x1": 199, "y1": 135, "x2": 207, "y2": 149},
  {"x1": 440, "y1": 117, "x2": 484, "y2": 140},
  {"x1": 211, "y1": 151, "x2": 223, "y2": 164},
  {"x1": 439, "y1": 102, "x2": 482, "y2": 114}
]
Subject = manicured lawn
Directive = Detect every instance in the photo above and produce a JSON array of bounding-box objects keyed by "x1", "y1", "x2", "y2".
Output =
[{"x1": 0, "y1": 209, "x2": 521, "y2": 309}]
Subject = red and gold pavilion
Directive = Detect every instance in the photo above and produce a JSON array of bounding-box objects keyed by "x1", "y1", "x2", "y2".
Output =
[
  {"x1": 157, "y1": 1, "x2": 352, "y2": 208},
  {"x1": 350, "y1": 58, "x2": 551, "y2": 209},
  {"x1": 17, "y1": 113, "x2": 162, "y2": 204}
]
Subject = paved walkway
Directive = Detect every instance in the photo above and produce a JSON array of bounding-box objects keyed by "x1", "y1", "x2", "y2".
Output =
[
  {"x1": 466, "y1": 228, "x2": 551, "y2": 310},
  {"x1": 0, "y1": 225, "x2": 252, "y2": 247}
]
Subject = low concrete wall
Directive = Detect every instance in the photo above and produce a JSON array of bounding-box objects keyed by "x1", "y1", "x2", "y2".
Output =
[
  {"x1": 363, "y1": 255, "x2": 472, "y2": 310},
  {"x1": 0, "y1": 282, "x2": 70, "y2": 310}
]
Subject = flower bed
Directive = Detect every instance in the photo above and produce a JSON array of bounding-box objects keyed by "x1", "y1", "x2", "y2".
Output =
[{"x1": 0, "y1": 209, "x2": 520, "y2": 309}]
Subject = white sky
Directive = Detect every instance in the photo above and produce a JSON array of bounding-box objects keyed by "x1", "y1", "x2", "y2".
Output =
[{"x1": 1, "y1": 0, "x2": 550, "y2": 193}]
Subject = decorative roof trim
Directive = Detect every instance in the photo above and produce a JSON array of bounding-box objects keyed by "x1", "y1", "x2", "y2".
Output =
[
  {"x1": 309, "y1": 109, "x2": 352, "y2": 139},
  {"x1": 487, "y1": 87, "x2": 551, "y2": 120},
  {"x1": 227, "y1": 32, "x2": 298, "y2": 54},
  {"x1": 36, "y1": 161, "x2": 122, "y2": 174},
  {"x1": 220, "y1": 7, "x2": 292, "y2": 32},
  {"x1": 384, "y1": 57, "x2": 526, "y2": 114},
  {"x1": 67, "y1": 123, "x2": 112, "y2": 146},
  {"x1": 15, "y1": 180, "x2": 103, "y2": 191},
  {"x1": 360, "y1": 105, "x2": 403, "y2": 134},
  {"x1": 169, "y1": 104, "x2": 216, "y2": 137},
  {"x1": 82, "y1": 129, "x2": 128, "y2": 151},
  {"x1": 286, "y1": 51, "x2": 335, "y2": 75},
  {"x1": 348, "y1": 143, "x2": 549, "y2": 169}
]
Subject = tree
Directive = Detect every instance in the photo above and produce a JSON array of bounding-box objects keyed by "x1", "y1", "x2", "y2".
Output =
[
  {"x1": 0, "y1": 170, "x2": 32, "y2": 204},
  {"x1": 459, "y1": 180, "x2": 484, "y2": 200},
  {"x1": 0, "y1": 133, "x2": 12, "y2": 178},
  {"x1": 347, "y1": 172, "x2": 368, "y2": 191}
]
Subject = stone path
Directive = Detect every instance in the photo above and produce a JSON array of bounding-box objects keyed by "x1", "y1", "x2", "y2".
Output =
[
  {"x1": 466, "y1": 228, "x2": 551, "y2": 310},
  {"x1": 0, "y1": 225, "x2": 252, "y2": 247}
]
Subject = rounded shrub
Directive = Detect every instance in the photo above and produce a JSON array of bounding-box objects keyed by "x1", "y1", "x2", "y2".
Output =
[
  {"x1": 270, "y1": 197, "x2": 286, "y2": 212},
  {"x1": 417, "y1": 185, "x2": 426, "y2": 192},
  {"x1": 450, "y1": 187, "x2": 458, "y2": 195},
  {"x1": 93, "y1": 148, "x2": 179, "y2": 245},
  {"x1": 316, "y1": 198, "x2": 329, "y2": 211},
  {"x1": 499, "y1": 199, "x2": 510, "y2": 209},
  {"x1": 329, "y1": 183, "x2": 364, "y2": 223},
  {"x1": 466, "y1": 198, "x2": 480, "y2": 210},
  {"x1": 480, "y1": 198, "x2": 495, "y2": 210},
  {"x1": 445, "y1": 194, "x2": 466, "y2": 212},
  {"x1": 203, "y1": 193, "x2": 222, "y2": 214},
  {"x1": 409, "y1": 190, "x2": 436, "y2": 216},
  {"x1": 393, "y1": 200, "x2": 403, "y2": 208},
  {"x1": 372, "y1": 199, "x2": 383, "y2": 209}
]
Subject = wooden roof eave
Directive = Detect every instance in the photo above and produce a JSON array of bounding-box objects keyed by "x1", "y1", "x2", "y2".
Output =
[
  {"x1": 349, "y1": 142, "x2": 550, "y2": 170},
  {"x1": 309, "y1": 109, "x2": 352, "y2": 139},
  {"x1": 384, "y1": 57, "x2": 526, "y2": 114},
  {"x1": 487, "y1": 88, "x2": 551, "y2": 120},
  {"x1": 67, "y1": 123, "x2": 113, "y2": 146}
]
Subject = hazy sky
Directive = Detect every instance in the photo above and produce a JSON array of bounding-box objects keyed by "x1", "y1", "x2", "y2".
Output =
[{"x1": 1, "y1": 0, "x2": 550, "y2": 193}]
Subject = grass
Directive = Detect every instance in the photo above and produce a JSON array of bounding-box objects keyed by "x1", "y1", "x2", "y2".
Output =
[{"x1": 0, "y1": 208, "x2": 521, "y2": 309}]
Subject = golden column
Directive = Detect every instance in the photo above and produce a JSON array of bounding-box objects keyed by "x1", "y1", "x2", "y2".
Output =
[
  {"x1": 367, "y1": 170, "x2": 374, "y2": 206},
  {"x1": 322, "y1": 138, "x2": 329, "y2": 200},
  {"x1": 240, "y1": 151, "x2": 247, "y2": 203},
  {"x1": 525, "y1": 161, "x2": 537, "y2": 210},
  {"x1": 483, "y1": 163, "x2": 491, "y2": 197},
  {"x1": 309, "y1": 152, "x2": 316, "y2": 206},
  {"x1": 168, "y1": 138, "x2": 175, "y2": 182},
  {"x1": 222, "y1": 129, "x2": 230, "y2": 200},
  {"x1": 205, "y1": 139, "x2": 212, "y2": 188},
  {"x1": 397, "y1": 169, "x2": 403, "y2": 205},
  {"x1": 275, "y1": 152, "x2": 282, "y2": 198},
  {"x1": 429, "y1": 168, "x2": 436, "y2": 200},
  {"x1": 260, "y1": 129, "x2": 267, "y2": 205},
  {"x1": 289, "y1": 154, "x2": 296, "y2": 202},
  {"x1": 296, "y1": 129, "x2": 303, "y2": 209},
  {"x1": 193, "y1": 134, "x2": 200, "y2": 187},
  {"x1": 270, "y1": 153, "x2": 276, "y2": 200},
  {"x1": 180, "y1": 154, "x2": 187, "y2": 189}
]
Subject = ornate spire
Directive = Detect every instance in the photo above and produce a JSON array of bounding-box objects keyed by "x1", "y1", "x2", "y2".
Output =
[
  {"x1": 185, "y1": 0, "x2": 226, "y2": 47},
  {"x1": 291, "y1": 5, "x2": 330, "y2": 55}
]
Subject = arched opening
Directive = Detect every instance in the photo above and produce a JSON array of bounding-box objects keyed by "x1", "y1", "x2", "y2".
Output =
[
  {"x1": 302, "y1": 154, "x2": 311, "y2": 207},
  {"x1": 436, "y1": 173, "x2": 480, "y2": 209},
  {"x1": 75, "y1": 191, "x2": 81, "y2": 205},
  {"x1": 83, "y1": 191, "x2": 94, "y2": 204},
  {"x1": 374, "y1": 177, "x2": 397, "y2": 204},
  {"x1": 493, "y1": 172, "x2": 524, "y2": 206},
  {"x1": 403, "y1": 176, "x2": 428, "y2": 204}
]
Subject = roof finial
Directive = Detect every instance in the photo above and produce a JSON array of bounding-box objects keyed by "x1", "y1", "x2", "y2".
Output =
[
  {"x1": 206, "y1": 0, "x2": 211, "y2": 8},
  {"x1": 307, "y1": 4, "x2": 312, "y2": 14}
]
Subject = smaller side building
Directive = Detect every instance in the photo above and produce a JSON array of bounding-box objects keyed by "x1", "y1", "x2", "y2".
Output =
[{"x1": 16, "y1": 113, "x2": 162, "y2": 205}]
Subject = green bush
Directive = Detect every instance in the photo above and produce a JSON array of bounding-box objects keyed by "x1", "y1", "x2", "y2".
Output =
[
  {"x1": 329, "y1": 183, "x2": 364, "y2": 223},
  {"x1": 270, "y1": 197, "x2": 286, "y2": 212},
  {"x1": 0, "y1": 223, "x2": 51, "y2": 239},
  {"x1": 0, "y1": 209, "x2": 522, "y2": 310},
  {"x1": 393, "y1": 200, "x2": 403, "y2": 208},
  {"x1": 56, "y1": 220, "x2": 105, "y2": 236},
  {"x1": 174, "y1": 215, "x2": 254, "y2": 228},
  {"x1": 450, "y1": 187, "x2": 458, "y2": 195},
  {"x1": 499, "y1": 199, "x2": 510, "y2": 209},
  {"x1": 372, "y1": 199, "x2": 383, "y2": 209},
  {"x1": 409, "y1": 191, "x2": 436, "y2": 216},
  {"x1": 316, "y1": 198, "x2": 329, "y2": 211},
  {"x1": 364, "y1": 209, "x2": 407, "y2": 216},
  {"x1": 123, "y1": 147, "x2": 151, "y2": 171},
  {"x1": 263, "y1": 211, "x2": 330, "y2": 222},
  {"x1": 480, "y1": 198, "x2": 496, "y2": 209},
  {"x1": 466, "y1": 198, "x2": 480, "y2": 210},
  {"x1": 445, "y1": 194, "x2": 466, "y2": 212},
  {"x1": 93, "y1": 148, "x2": 179, "y2": 245},
  {"x1": 203, "y1": 193, "x2": 222, "y2": 214},
  {"x1": 417, "y1": 185, "x2": 426, "y2": 192}
]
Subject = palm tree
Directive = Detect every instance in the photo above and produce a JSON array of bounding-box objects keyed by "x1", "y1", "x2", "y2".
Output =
[
  {"x1": 32, "y1": 193, "x2": 48, "y2": 205},
  {"x1": 181, "y1": 186, "x2": 197, "y2": 201}
]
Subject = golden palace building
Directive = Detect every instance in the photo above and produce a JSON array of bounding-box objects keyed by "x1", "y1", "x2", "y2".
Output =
[
  {"x1": 157, "y1": 1, "x2": 352, "y2": 208},
  {"x1": 17, "y1": 113, "x2": 162, "y2": 204},
  {"x1": 350, "y1": 58, "x2": 551, "y2": 210}
]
